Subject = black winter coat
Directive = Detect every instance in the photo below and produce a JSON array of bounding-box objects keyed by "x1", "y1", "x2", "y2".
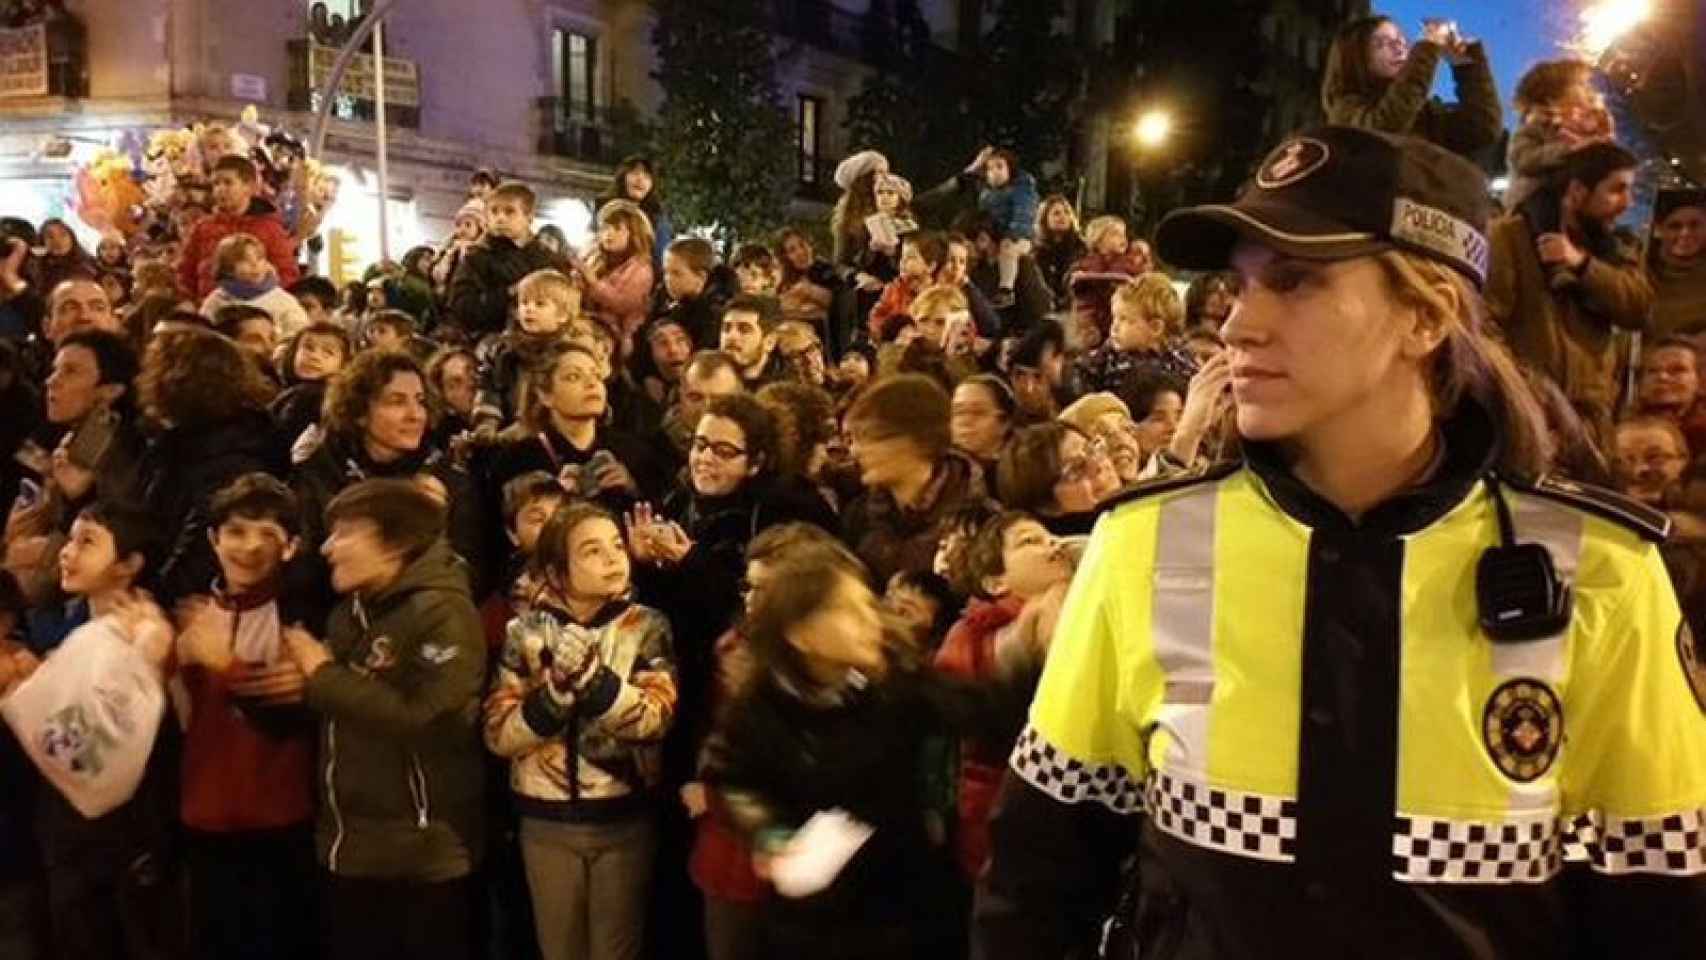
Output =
[
  {"x1": 636, "y1": 475, "x2": 837, "y2": 780},
  {"x1": 445, "y1": 235, "x2": 565, "y2": 339},
  {"x1": 140, "y1": 410, "x2": 287, "y2": 604},
  {"x1": 293, "y1": 433, "x2": 489, "y2": 602}
]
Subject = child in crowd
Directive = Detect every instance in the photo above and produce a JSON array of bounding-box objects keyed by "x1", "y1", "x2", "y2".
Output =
[
  {"x1": 870, "y1": 231, "x2": 948, "y2": 342},
  {"x1": 865, "y1": 173, "x2": 919, "y2": 269},
  {"x1": 270, "y1": 320, "x2": 352, "y2": 450},
  {"x1": 1506, "y1": 59, "x2": 1616, "y2": 289},
  {"x1": 288, "y1": 275, "x2": 341, "y2": 326},
  {"x1": 179, "y1": 155, "x2": 300, "y2": 300},
  {"x1": 1068, "y1": 215, "x2": 1148, "y2": 342},
  {"x1": 432, "y1": 199, "x2": 486, "y2": 299},
  {"x1": 968, "y1": 148, "x2": 1039, "y2": 308},
  {"x1": 279, "y1": 479, "x2": 488, "y2": 958},
  {"x1": 475, "y1": 268, "x2": 582, "y2": 426},
  {"x1": 934, "y1": 510, "x2": 1071, "y2": 881},
  {"x1": 884, "y1": 569, "x2": 958, "y2": 656},
  {"x1": 485, "y1": 500, "x2": 678, "y2": 960},
  {"x1": 199, "y1": 233, "x2": 309, "y2": 341},
  {"x1": 447, "y1": 181, "x2": 563, "y2": 340},
  {"x1": 1075, "y1": 273, "x2": 1196, "y2": 393},
  {"x1": 6, "y1": 501, "x2": 185, "y2": 957},
  {"x1": 480, "y1": 472, "x2": 565, "y2": 647},
  {"x1": 656, "y1": 237, "x2": 737, "y2": 348},
  {"x1": 171, "y1": 474, "x2": 318, "y2": 960},
  {"x1": 732, "y1": 243, "x2": 781, "y2": 296},
  {"x1": 363, "y1": 308, "x2": 419, "y2": 354},
  {"x1": 574, "y1": 199, "x2": 656, "y2": 361}
]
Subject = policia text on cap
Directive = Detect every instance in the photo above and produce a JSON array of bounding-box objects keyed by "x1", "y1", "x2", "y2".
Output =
[{"x1": 973, "y1": 128, "x2": 1706, "y2": 960}]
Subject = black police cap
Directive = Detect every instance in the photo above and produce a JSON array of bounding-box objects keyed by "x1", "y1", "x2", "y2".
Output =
[{"x1": 1155, "y1": 126, "x2": 1493, "y2": 289}]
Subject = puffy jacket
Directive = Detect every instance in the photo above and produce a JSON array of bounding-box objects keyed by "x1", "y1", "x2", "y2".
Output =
[
  {"x1": 979, "y1": 171, "x2": 1040, "y2": 242},
  {"x1": 305, "y1": 540, "x2": 487, "y2": 881},
  {"x1": 484, "y1": 598, "x2": 677, "y2": 823},
  {"x1": 178, "y1": 198, "x2": 301, "y2": 300}
]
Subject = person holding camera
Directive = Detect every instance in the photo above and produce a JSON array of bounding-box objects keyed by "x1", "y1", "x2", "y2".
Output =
[{"x1": 1321, "y1": 14, "x2": 1503, "y2": 159}]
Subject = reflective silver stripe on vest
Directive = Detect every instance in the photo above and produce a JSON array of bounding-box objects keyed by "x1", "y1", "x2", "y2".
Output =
[
  {"x1": 1150, "y1": 485, "x2": 1219, "y2": 777},
  {"x1": 1489, "y1": 491, "x2": 1582, "y2": 684}
]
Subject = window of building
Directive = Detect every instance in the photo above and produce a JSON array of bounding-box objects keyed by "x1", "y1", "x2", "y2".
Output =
[
  {"x1": 307, "y1": 1, "x2": 361, "y2": 46},
  {"x1": 553, "y1": 29, "x2": 598, "y2": 121},
  {"x1": 798, "y1": 95, "x2": 822, "y2": 184}
]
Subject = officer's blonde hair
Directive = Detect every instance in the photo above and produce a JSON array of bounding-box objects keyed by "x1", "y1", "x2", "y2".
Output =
[{"x1": 1375, "y1": 251, "x2": 1553, "y2": 479}]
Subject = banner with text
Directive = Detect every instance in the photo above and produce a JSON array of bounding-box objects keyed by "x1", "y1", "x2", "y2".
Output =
[
  {"x1": 306, "y1": 42, "x2": 419, "y2": 108},
  {"x1": 0, "y1": 25, "x2": 48, "y2": 99}
]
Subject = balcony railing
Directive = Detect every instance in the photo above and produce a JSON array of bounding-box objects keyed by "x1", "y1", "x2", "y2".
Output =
[{"x1": 537, "y1": 98, "x2": 625, "y2": 166}]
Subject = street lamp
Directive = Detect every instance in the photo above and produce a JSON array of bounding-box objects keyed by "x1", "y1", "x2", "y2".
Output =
[
  {"x1": 1577, "y1": 0, "x2": 1652, "y2": 58},
  {"x1": 1134, "y1": 110, "x2": 1173, "y2": 150}
]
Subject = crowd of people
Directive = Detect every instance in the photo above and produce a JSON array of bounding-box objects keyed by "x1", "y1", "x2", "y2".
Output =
[{"x1": 0, "y1": 10, "x2": 1703, "y2": 960}]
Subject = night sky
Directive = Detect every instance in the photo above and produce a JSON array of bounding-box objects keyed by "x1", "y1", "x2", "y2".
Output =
[{"x1": 1379, "y1": 0, "x2": 1587, "y2": 124}]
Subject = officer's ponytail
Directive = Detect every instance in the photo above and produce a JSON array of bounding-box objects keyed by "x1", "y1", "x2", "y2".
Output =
[{"x1": 1375, "y1": 251, "x2": 1554, "y2": 480}]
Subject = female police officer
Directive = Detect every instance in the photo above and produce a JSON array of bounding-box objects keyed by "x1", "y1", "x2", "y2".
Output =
[{"x1": 974, "y1": 127, "x2": 1706, "y2": 959}]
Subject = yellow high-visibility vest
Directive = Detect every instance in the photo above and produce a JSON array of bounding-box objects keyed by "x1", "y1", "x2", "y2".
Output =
[{"x1": 1019, "y1": 458, "x2": 1706, "y2": 889}]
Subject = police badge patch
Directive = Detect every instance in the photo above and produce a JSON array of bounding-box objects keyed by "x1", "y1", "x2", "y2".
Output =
[
  {"x1": 1482, "y1": 679, "x2": 1563, "y2": 783},
  {"x1": 1679, "y1": 622, "x2": 1706, "y2": 714},
  {"x1": 1255, "y1": 138, "x2": 1330, "y2": 190}
]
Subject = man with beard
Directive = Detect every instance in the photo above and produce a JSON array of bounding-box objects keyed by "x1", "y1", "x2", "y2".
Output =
[
  {"x1": 1487, "y1": 142, "x2": 1653, "y2": 442},
  {"x1": 718, "y1": 294, "x2": 789, "y2": 389}
]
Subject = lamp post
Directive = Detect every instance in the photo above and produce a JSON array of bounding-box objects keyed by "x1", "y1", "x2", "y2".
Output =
[{"x1": 1131, "y1": 108, "x2": 1173, "y2": 234}]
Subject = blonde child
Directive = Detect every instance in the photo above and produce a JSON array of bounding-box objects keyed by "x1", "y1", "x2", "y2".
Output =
[
  {"x1": 475, "y1": 268, "x2": 582, "y2": 426},
  {"x1": 1074, "y1": 273, "x2": 1195, "y2": 394},
  {"x1": 1067, "y1": 216, "x2": 1148, "y2": 344},
  {"x1": 1505, "y1": 59, "x2": 1616, "y2": 290}
]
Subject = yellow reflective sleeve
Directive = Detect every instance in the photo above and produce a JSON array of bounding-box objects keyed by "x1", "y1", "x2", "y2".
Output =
[
  {"x1": 1014, "y1": 504, "x2": 1160, "y2": 811},
  {"x1": 1563, "y1": 534, "x2": 1706, "y2": 819}
]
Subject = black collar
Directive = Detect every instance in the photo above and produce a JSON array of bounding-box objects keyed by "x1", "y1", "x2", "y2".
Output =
[{"x1": 1243, "y1": 401, "x2": 1499, "y2": 539}]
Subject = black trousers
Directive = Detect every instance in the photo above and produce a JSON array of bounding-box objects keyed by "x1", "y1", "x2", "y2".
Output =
[
  {"x1": 320, "y1": 872, "x2": 473, "y2": 960},
  {"x1": 44, "y1": 848, "x2": 184, "y2": 960},
  {"x1": 184, "y1": 826, "x2": 315, "y2": 960}
]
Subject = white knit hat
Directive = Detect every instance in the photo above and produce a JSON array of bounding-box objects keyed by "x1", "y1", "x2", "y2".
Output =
[
  {"x1": 834, "y1": 150, "x2": 889, "y2": 191},
  {"x1": 454, "y1": 198, "x2": 487, "y2": 228}
]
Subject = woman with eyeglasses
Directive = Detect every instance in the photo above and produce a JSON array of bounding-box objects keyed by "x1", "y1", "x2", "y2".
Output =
[
  {"x1": 1320, "y1": 15, "x2": 1501, "y2": 159},
  {"x1": 994, "y1": 422, "x2": 1121, "y2": 537}
]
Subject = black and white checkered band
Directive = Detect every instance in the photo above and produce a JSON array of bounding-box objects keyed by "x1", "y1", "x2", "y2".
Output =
[
  {"x1": 1392, "y1": 812, "x2": 1562, "y2": 883},
  {"x1": 1009, "y1": 725, "x2": 1144, "y2": 814},
  {"x1": 1145, "y1": 769, "x2": 1298, "y2": 863},
  {"x1": 1562, "y1": 809, "x2": 1706, "y2": 876}
]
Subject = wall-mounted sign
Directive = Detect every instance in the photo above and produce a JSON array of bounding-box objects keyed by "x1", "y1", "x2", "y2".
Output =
[
  {"x1": 231, "y1": 73, "x2": 268, "y2": 102},
  {"x1": 306, "y1": 41, "x2": 419, "y2": 108},
  {"x1": 0, "y1": 25, "x2": 48, "y2": 99}
]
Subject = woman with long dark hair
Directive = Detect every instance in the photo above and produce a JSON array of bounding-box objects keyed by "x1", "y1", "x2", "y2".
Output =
[
  {"x1": 1321, "y1": 14, "x2": 1501, "y2": 158},
  {"x1": 599, "y1": 156, "x2": 673, "y2": 271}
]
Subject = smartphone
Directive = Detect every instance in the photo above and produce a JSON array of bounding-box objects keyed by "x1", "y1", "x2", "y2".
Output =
[
  {"x1": 65, "y1": 406, "x2": 118, "y2": 470},
  {"x1": 581, "y1": 451, "x2": 618, "y2": 496}
]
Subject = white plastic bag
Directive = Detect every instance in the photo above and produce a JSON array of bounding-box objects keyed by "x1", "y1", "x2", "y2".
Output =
[
  {"x1": 768, "y1": 808, "x2": 875, "y2": 899},
  {"x1": 1, "y1": 617, "x2": 166, "y2": 819}
]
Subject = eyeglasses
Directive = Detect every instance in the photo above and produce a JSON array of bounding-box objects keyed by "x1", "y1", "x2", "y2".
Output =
[
  {"x1": 1060, "y1": 437, "x2": 1110, "y2": 483},
  {"x1": 691, "y1": 436, "x2": 748, "y2": 461}
]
